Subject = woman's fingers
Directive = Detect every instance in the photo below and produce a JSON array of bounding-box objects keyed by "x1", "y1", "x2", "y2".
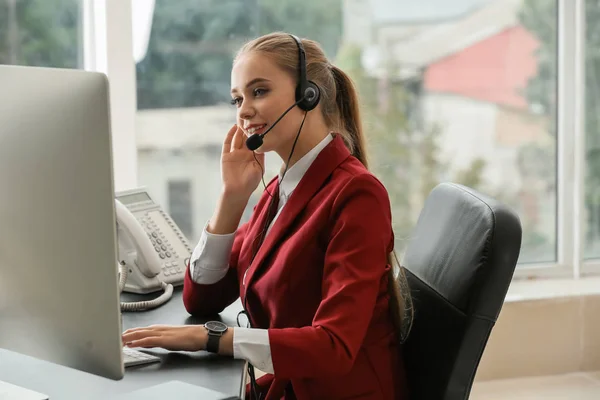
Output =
[
  {"x1": 122, "y1": 324, "x2": 172, "y2": 335},
  {"x1": 121, "y1": 325, "x2": 173, "y2": 344},
  {"x1": 125, "y1": 336, "x2": 166, "y2": 349},
  {"x1": 231, "y1": 125, "x2": 245, "y2": 152},
  {"x1": 222, "y1": 124, "x2": 237, "y2": 154},
  {"x1": 122, "y1": 329, "x2": 157, "y2": 343}
]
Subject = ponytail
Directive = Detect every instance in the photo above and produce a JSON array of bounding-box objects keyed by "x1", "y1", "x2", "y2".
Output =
[
  {"x1": 331, "y1": 65, "x2": 369, "y2": 169},
  {"x1": 332, "y1": 64, "x2": 414, "y2": 344},
  {"x1": 387, "y1": 252, "x2": 414, "y2": 343}
]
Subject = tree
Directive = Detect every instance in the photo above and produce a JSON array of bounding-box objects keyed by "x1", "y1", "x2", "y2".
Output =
[
  {"x1": 0, "y1": 0, "x2": 81, "y2": 68},
  {"x1": 136, "y1": 0, "x2": 342, "y2": 109},
  {"x1": 517, "y1": 0, "x2": 557, "y2": 127},
  {"x1": 454, "y1": 159, "x2": 486, "y2": 191},
  {"x1": 0, "y1": 0, "x2": 342, "y2": 107},
  {"x1": 335, "y1": 44, "x2": 413, "y2": 240}
]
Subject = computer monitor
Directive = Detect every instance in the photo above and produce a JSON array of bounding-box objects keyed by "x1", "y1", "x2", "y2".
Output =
[{"x1": 0, "y1": 65, "x2": 126, "y2": 380}]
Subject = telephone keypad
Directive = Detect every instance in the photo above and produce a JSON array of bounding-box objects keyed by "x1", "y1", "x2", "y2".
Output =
[
  {"x1": 146, "y1": 225, "x2": 178, "y2": 263},
  {"x1": 134, "y1": 207, "x2": 190, "y2": 282}
]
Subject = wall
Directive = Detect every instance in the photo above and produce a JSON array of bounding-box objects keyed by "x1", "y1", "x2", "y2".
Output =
[{"x1": 475, "y1": 290, "x2": 600, "y2": 381}]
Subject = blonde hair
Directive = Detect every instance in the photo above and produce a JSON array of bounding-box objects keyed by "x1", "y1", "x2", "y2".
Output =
[
  {"x1": 234, "y1": 32, "x2": 368, "y2": 167},
  {"x1": 235, "y1": 32, "x2": 413, "y2": 343}
]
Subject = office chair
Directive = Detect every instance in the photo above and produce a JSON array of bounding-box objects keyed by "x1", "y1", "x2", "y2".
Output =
[{"x1": 401, "y1": 182, "x2": 522, "y2": 400}]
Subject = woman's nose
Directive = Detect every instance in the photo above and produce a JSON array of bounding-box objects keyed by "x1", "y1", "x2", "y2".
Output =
[{"x1": 239, "y1": 100, "x2": 256, "y2": 120}]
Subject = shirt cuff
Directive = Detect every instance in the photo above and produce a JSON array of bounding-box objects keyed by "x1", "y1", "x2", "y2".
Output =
[
  {"x1": 189, "y1": 221, "x2": 236, "y2": 284},
  {"x1": 233, "y1": 327, "x2": 274, "y2": 374}
]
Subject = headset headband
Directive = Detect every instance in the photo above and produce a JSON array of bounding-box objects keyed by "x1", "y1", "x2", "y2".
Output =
[{"x1": 289, "y1": 34, "x2": 307, "y2": 89}]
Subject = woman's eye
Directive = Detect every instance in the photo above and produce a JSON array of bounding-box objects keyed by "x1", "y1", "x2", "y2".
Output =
[
  {"x1": 230, "y1": 89, "x2": 267, "y2": 106},
  {"x1": 254, "y1": 88, "x2": 268, "y2": 97}
]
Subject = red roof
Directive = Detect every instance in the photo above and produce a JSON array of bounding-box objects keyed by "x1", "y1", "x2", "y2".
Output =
[{"x1": 423, "y1": 25, "x2": 540, "y2": 109}]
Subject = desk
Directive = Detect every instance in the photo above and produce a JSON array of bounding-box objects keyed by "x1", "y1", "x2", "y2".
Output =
[{"x1": 0, "y1": 288, "x2": 247, "y2": 399}]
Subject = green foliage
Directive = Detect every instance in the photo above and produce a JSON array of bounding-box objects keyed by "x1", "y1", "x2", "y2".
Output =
[
  {"x1": 136, "y1": 0, "x2": 342, "y2": 109},
  {"x1": 0, "y1": 0, "x2": 81, "y2": 68},
  {"x1": 454, "y1": 158, "x2": 486, "y2": 192},
  {"x1": 335, "y1": 43, "x2": 412, "y2": 239},
  {"x1": 517, "y1": 0, "x2": 557, "y2": 127},
  {"x1": 0, "y1": 0, "x2": 341, "y2": 107}
]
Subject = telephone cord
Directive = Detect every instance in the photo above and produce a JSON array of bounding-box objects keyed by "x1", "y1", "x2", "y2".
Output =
[{"x1": 118, "y1": 264, "x2": 174, "y2": 312}]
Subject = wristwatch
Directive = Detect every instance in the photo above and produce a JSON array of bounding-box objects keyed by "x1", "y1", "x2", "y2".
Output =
[{"x1": 204, "y1": 321, "x2": 228, "y2": 353}]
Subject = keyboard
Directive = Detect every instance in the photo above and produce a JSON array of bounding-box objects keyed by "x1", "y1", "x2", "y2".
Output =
[{"x1": 123, "y1": 347, "x2": 161, "y2": 367}]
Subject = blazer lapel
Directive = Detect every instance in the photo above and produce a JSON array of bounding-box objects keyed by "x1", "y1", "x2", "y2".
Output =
[{"x1": 244, "y1": 134, "x2": 351, "y2": 290}]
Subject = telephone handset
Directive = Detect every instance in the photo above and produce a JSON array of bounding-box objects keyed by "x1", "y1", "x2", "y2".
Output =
[
  {"x1": 115, "y1": 199, "x2": 162, "y2": 278},
  {"x1": 114, "y1": 188, "x2": 192, "y2": 312}
]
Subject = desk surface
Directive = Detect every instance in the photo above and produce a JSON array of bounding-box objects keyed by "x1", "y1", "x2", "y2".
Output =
[{"x1": 0, "y1": 288, "x2": 247, "y2": 400}]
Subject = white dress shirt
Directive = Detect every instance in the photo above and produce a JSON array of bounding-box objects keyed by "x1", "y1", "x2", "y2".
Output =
[{"x1": 189, "y1": 133, "x2": 333, "y2": 374}]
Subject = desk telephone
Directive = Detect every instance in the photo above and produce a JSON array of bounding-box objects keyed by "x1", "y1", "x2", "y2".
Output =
[{"x1": 115, "y1": 188, "x2": 193, "y2": 311}]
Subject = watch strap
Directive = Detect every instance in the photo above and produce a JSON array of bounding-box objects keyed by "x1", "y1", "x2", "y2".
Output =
[{"x1": 206, "y1": 332, "x2": 220, "y2": 353}]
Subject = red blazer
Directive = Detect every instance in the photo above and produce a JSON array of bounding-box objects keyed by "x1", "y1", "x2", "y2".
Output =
[{"x1": 183, "y1": 135, "x2": 408, "y2": 399}]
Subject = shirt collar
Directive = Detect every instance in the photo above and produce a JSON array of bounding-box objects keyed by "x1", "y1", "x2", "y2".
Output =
[{"x1": 278, "y1": 133, "x2": 334, "y2": 200}]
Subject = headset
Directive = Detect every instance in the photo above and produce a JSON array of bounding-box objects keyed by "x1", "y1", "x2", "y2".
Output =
[{"x1": 245, "y1": 34, "x2": 321, "y2": 151}]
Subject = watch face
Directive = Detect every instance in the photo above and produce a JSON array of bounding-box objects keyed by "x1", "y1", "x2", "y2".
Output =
[{"x1": 205, "y1": 321, "x2": 228, "y2": 333}]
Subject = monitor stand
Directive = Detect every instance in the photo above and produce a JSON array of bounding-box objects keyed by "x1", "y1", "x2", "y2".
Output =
[{"x1": 0, "y1": 380, "x2": 49, "y2": 400}]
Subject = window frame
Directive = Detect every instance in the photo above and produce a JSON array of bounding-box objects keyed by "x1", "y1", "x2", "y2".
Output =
[{"x1": 83, "y1": 0, "x2": 138, "y2": 192}]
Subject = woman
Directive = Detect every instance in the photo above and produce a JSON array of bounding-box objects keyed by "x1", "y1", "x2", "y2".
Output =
[{"x1": 122, "y1": 32, "x2": 413, "y2": 400}]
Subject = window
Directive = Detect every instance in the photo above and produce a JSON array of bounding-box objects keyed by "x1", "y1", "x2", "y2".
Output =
[
  {"x1": 167, "y1": 179, "x2": 194, "y2": 240},
  {"x1": 134, "y1": 0, "x2": 558, "y2": 265},
  {"x1": 0, "y1": 0, "x2": 84, "y2": 69}
]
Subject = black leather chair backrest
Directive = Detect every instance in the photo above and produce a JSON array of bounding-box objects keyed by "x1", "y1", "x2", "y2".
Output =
[{"x1": 401, "y1": 183, "x2": 522, "y2": 400}]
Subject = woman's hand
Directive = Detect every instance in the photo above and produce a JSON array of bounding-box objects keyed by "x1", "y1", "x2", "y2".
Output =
[
  {"x1": 220, "y1": 124, "x2": 265, "y2": 201},
  {"x1": 206, "y1": 124, "x2": 265, "y2": 235},
  {"x1": 122, "y1": 325, "x2": 207, "y2": 352}
]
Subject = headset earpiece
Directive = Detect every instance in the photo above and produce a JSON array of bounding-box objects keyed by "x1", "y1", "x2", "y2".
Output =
[
  {"x1": 296, "y1": 80, "x2": 320, "y2": 111},
  {"x1": 290, "y1": 34, "x2": 321, "y2": 112}
]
